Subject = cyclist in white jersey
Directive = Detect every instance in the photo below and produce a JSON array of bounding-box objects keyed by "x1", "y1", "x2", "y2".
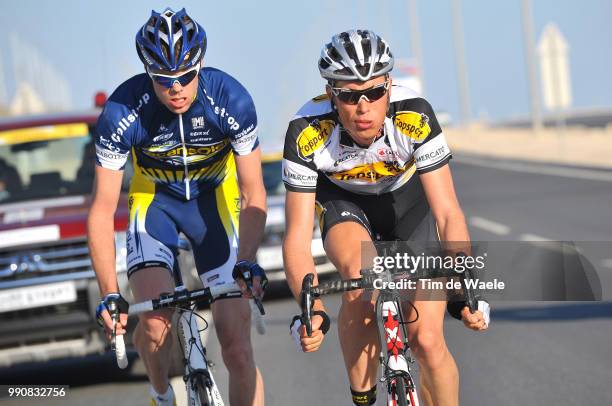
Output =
[{"x1": 282, "y1": 30, "x2": 489, "y2": 406}]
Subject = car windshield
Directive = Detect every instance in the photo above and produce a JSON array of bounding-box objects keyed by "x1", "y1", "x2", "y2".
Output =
[
  {"x1": 262, "y1": 159, "x2": 283, "y2": 196},
  {"x1": 0, "y1": 122, "x2": 131, "y2": 204}
]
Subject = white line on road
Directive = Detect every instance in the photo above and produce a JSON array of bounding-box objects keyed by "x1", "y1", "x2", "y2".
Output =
[
  {"x1": 520, "y1": 233, "x2": 554, "y2": 241},
  {"x1": 454, "y1": 155, "x2": 612, "y2": 182},
  {"x1": 601, "y1": 259, "x2": 612, "y2": 269},
  {"x1": 469, "y1": 216, "x2": 511, "y2": 235}
]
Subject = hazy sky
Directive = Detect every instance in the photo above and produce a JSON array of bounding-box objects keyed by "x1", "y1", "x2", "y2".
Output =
[{"x1": 1, "y1": 0, "x2": 611, "y2": 145}]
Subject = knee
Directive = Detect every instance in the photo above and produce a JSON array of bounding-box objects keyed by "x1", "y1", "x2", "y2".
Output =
[
  {"x1": 136, "y1": 310, "x2": 172, "y2": 345},
  {"x1": 221, "y1": 340, "x2": 254, "y2": 372},
  {"x1": 410, "y1": 329, "x2": 448, "y2": 368},
  {"x1": 336, "y1": 260, "x2": 362, "y2": 280}
]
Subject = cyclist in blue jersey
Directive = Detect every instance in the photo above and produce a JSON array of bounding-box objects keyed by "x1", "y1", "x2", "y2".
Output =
[
  {"x1": 283, "y1": 30, "x2": 489, "y2": 405},
  {"x1": 88, "y1": 8, "x2": 266, "y2": 406}
]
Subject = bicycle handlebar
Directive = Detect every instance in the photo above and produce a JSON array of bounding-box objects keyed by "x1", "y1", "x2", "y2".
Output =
[
  {"x1": 112, "y1": 282, "x2": 265, "y2": 368},
  {"x1": 300, "y1": 274, "x2": 315, "y2": 337},
  {"x1": 300, "y1": 273, "x2": 365, "y2": 337},
  {"x1": 456, "y1": 252, "x2": 477, "y2": 313},
  {"x1": 111, "y1": 311, "x2": 128, "y2": 369}
]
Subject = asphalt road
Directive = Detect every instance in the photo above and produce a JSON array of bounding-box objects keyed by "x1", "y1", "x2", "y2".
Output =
[{"x1": 2, "y1": 156, "x2": 611, "y2": 405}]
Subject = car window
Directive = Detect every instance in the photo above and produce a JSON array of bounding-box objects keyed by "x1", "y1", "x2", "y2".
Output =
[
  {"x1": 0, "y1": 122, "x2": 132, "y2": 203},
  {"x1": 262, "y1": 159, "x2": 283, "y2": 196}
]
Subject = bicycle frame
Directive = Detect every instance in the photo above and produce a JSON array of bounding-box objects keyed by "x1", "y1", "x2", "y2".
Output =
[
  {"x1": 172, "y1": 263, "x2": 225, "y2": 406},
  {"x1": 112, "y1": 239, "x2": 265, "y2": 405},
  {"x1": 375, "y1": 286, "x2": 420, "y2": 406},
  {"x1": 300, "y1": 272, "x2": 421, "y2": 406},
  {"x1": 175, "y1": 297, "x2": 224, "y2": 405},
  {"x1": 114, "y1": 281, "x2": 262, "y2": 405}
]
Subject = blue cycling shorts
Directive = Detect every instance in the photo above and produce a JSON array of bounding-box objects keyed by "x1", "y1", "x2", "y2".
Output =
[{"x1": 125, "y1": 156, "x2": 240, "y2": 289}]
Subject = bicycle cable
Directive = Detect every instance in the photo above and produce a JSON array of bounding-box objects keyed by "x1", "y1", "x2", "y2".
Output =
[
  {"x1": 400, "y1": 301, "x2": 419, "y2": 324},
  {"x1": 170, "y1": 304, "x2": 210, "y2": 372}
]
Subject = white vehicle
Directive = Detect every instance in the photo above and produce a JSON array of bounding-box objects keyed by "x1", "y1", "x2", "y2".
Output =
[{"x1": 258, "y1": 152, "x2": 334, "y2": 283}]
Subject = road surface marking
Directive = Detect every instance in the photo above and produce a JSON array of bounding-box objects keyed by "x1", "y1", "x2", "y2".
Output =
[
  {"x1": 455, "y1": 155, "x2": 612, "y2": 182},
  {"x1": 520, "y1": 233, "x2": 554, "y2": 241},
  {"x1": 469, "y1": 216, "x2": 511, "y2": 235},
  {"x1": 601, "y1": 259, "x2": 612, "y2": 269}
]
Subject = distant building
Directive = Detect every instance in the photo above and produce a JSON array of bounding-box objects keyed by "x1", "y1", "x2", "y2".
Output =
[{"x1": 9, "y1": 83, "x2": 45, "y2": 115}]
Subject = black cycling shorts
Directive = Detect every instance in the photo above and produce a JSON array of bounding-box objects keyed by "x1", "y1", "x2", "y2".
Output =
[{"x1": 314, "y1": 174, "x2": 438, "y2": 243}]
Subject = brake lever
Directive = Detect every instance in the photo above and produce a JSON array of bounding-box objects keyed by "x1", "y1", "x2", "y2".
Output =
[
  {"x1": 252, "y1": 295, "x2": 265, "y2": 315},
  {"x1": 241, "y1": 271, "x2": 266, "y2": 316},
  {"x1": 457, "y1": 252, "x2": 477, "y2": 314},
  {"x1": 301, "y1": 273, "x2": 315, "y2": 337}
]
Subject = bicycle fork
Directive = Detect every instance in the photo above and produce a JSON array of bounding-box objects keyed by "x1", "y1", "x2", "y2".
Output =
[
  {"x1": 377, "y1": 298, "x2": 420, "y2": 406},
  {"x1": 177, "y1": 309, "x2": 225, "y2": 406}
]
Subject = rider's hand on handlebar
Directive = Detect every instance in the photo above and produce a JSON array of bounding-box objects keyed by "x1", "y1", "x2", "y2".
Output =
[
  {"x1": 289, "y1": 310, "x2": 330, "y2": 353},
  {"x1": 96, "y1": 293, "x2": 129, "y2": 341},
  {"x1": 233, "y1": 260, "x2": 267, "y2": 300},
  {"x1": 290, "y1": 315, "x2": 325, "y2": 352},
  {"x1": 460, "y1": 300, "x2": 490, "y2": 331}
]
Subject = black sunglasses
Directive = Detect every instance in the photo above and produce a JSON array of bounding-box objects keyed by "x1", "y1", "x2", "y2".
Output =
[{"x1": 330, "y1": 81, "x2": 390, "y2": 105}]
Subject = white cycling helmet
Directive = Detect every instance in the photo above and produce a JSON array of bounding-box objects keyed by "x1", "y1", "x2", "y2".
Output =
[{"x1": 318, "y1": 29, "x2": 394, "y2": 82}]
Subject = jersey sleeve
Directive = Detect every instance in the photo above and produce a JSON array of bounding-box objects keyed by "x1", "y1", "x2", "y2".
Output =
[
  {"x1": 282, "y1": 116, "x2": 319, "y2": 193},
  {"x1": 94, "y1": 104, "x2": 132, "y2": 171},
  {"x1": 393, "y1": 97, "x2": 452, "y2": 174},
  {"x1": 218, "y1": 76, "x2": 259, "y2": 156}
]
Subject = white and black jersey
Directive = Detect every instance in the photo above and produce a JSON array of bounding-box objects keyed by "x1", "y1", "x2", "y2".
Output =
[{"x1": 282, "y1": 84, "x2": 451, "y2": 196}]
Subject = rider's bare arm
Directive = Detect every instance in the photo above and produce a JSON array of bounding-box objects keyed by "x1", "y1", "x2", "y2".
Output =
[
  {"x1": 420, "y1": 165, "x2": 489, "y2": 330},
  {"x1": 235, "y1": 146, "x2": 267, "y2": 262},
  {"x1": 419, "y1": 165, "x2": 469, "y2": 243},
  {"x1": 87, "y1": 165, "x2": 124, "y2": 296},
  {"x1": 284, "y1": 190, "x2": 328, "y2": 350},
  {"x1": 283, "y1": 191, "x2": 324, "y2": 310}
]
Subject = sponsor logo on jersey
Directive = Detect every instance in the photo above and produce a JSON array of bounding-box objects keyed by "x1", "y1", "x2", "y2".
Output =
[
  {"x1": 377, "y1": 148, "x2": 400, "y2": 159},
  {"x1": 190, "y1": 135, "x2": 212, "y2": 142},
  {"x1": 415, "y1": 145, "x2": 448, "y2": 164},
  {"x1": 191, "y1": 116, "x2": 205, "y2": 130},
  {"x1": 235, "y1": 124, "x2": 255, "y2": 139},
  {"x1": 206, "y1": 94, "x2": 242, "y2": 132},
  {"x1": 394, "y1": 111, "x2": 430, "y2": 142},
  {"x1": 109, "y1": 92, "x2": 151, "y2": 143},
  {"x1": 233, "y1": 132, "x2": 258, "y2": 145},
  {"x1": 96, "y1": 148, "x2": 126, "y2": 161},
  {"x1": 328, "y1": 161, "x2": 408, "y2": 183},
  {"x1": 282, "y1": 167, "x2": 318, "y2": 183},
  {"x1": 296, "y1": 119, "x2": 335, "y2": 161},
  {"x1": 153, "y1": 132, "x2": 174, "y2": 143},
  {"x1": 98, "y1": 136, "x2": 122, "y2": 153},
  {"x1": 311, "y1": 94, "x2": 330, "y2": 103},
  {"x1": 143, "y1": 139, "x2": 229, "y2": 161},
  {"x1": 333, "y1": 152, "x2": 360, "y2": 167},
  {"x1": 136, "y1": 150, "x2": 231, "y2": 186}
]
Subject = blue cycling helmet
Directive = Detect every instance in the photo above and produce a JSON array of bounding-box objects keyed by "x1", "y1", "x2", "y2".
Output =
[{"x1": 135, "y1": 8, "x2": 207, "y2": 71}]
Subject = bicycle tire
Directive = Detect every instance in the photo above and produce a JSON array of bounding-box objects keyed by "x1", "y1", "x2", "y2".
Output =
[
  {"x1": 391, "y1": 376, "x2": 420, "y2": 406},
  {"x1": 195, "y1": 371, "x2": 226, "y2": 406},
  {"x1": 392, "y1": 378, "x2": 410, "y2": 406},
  {"x1": 195, "y1": 373, "x2": 213, "y2": 406}
]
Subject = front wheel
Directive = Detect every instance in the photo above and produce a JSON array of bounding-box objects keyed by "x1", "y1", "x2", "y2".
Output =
[
  {"x1": 194, "y1": 372, "x2": 225, "y2": 406},
  {"x1": 194, "y1": 373, "x2": 212, "y2": 406},
  {"x1": 390, "y1": 377, "x2": 420, "y2": 406}
]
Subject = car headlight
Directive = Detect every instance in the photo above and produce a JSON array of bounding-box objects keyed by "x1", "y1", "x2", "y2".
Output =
[{"x1": 114, "y1": 232, "x2": 128, "y2": 273}]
